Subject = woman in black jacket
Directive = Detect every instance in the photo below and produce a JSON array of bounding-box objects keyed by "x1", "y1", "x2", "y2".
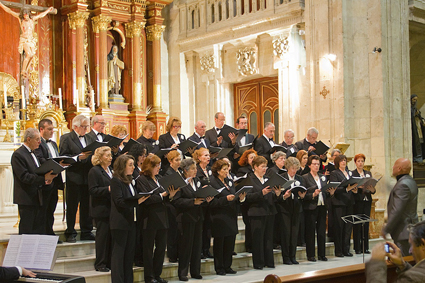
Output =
[
  {"x1": 88, "y1": 146, "x2": 113, "y2": 272},
  {"x1": 158, "y1": 117, "x2": 186, "y2": 174},
  {"x1": 110, "y1": 155, "x2": 149, "y2": 283},
  {"x1": 209, "y1": 159, "x2": 246, "y2": 275}
]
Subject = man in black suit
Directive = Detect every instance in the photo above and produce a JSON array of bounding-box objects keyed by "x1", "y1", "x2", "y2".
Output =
[
  {"x1": 0, "y1": 266, "x2": 36, "y2": 281},
  {"x1": 205, "y1": 112, "x2": 235, "y2": 148},
  {"x1": 325, "y1": 149, "x2": 341, "y2": 175},
  {"x1": 59, "y1": 115, "x2": 95, "y2": 242},
  {"x1": 11, "y1": 128, "x2": 57, "y2": 234},
  {"x1": 188, "y1": 120, "x2": 210, "y2": 149},
  {"x1": 87, "y1": 115, "x2": 107, "y2": 142},
  {"x1": 295, "y1": 127, "x2": 327, "y2": 163},
  {"x1": 35, "y1": 119, "x2": 65, "y2": 239},
  {"x1": 281, "y1": 129, "x2": 298, "y2": 158},
  {"x1": 253, "y1": 122, "x2": 276, "y2": 167},
  {"x1": 231, "y1": 115, "x2": 255, "y2": 173}
]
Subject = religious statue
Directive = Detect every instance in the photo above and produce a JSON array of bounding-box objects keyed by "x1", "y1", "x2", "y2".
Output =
[
  {"x1": 0, "y1": 2, "x2": 54, "y2": 78},
  {"x1": 411, "y1": 94, "x2": 425, "y2": 163},
  {"x1": 107, "y1": 45, "x2": 124, "y2": 95}
]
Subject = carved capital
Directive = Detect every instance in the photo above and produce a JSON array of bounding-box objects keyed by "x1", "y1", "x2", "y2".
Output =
[
  {"x1": 92, "y1": 15, "x2": 112, "y2": 33},
  {"x1": 236, "y1": 47, "x2": 258, "y2": 76},
  {"x1": 125, "y1": 21, "x2": 145, "y2": 38},
  {"x1": 146, "y1": 24, "x2": 165, "y2": 41},
  {"x1": 272, "y1": 34, "x2": 290, "y2": 59},
  {"x1": 68, "y1": 11, "x2": 90, "y2": 30},
  {"x1": 200, "y1": 55, "x2": 215, "y2": 74}
]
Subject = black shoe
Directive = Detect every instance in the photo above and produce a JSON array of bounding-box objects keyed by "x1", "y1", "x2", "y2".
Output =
[
  {"x1": 57, "y1": 240, "x2": 63, "y2": 244},
  {"x1": 318, "y1": 256, "x2": 328, "y2": 261},
  {"x1": 81, "y1": 233, "x2": 95, "y2": 241},
  {"x1": 96, "y1": 267, "x2": 110, "y2": 272},
  {"x1": 155, "y1": 277, "x2": 168, "y2": 283},
  {"x1": 283, "y1": 258, "x2": 292, "y2": 265},
  {"x1": 66, "y1": 236, "x2": 76, "y2": 243},
  {"x1": 134, "y1": 261, "x2": 144, "y2": 267},
  {"x1": 335, "y1": 253, "x2": 344, "y2": 257},
  {"x1": 216, "y1": 271, "x2": 226, "y2": 276},
  {"x1": 225, "y1": 268, "x2": 237, "y2": 274},
  {"x1": 364, "y1": 250, "x2": 371, "y2": 254},
  {"x1": 169, "y1": 258, "x2": 178, "y2": 263},
  {"x1": 246, "y1": 249, "x2": 252, "y2": 253},
  {"x1": 179, "y1": 276, "x2": 188, "y2": 281},
  {"x1": 146, "y1": 280, "x2": 158, "y2": 283},
  {"x1": 290, "y1": 258, "x2": 299, "y2": 264},
  {"x1": 203, "y1": 250, "x2": 213, "y2": 258},
  {"x1": 254, "y1": 266, "x2": 263, "y2": 270},
  {"x1": 200, "y1": 253, "x2": 206, "y2": 259},
  {"x1": 266, "y1": 265, "x2": 275, "y2": 268},
  {"x1": 191, "y1": 275, "x2": 202, "y2": 279},
  {"x1": 307, "y1": 257, "x2": 316, "y2": 262},
  {"x1": 355, "y1": 251, "x2": 362, "y2": 254},
  {"x1": 232, "y1": 251, "x2": 237, "y2": 256},
  {"x1": 273, "y1": 244, "x2": 281, "y2": 249},
  {"x1": 344, "y1": 252, "x2": 353, "y2": 257}
]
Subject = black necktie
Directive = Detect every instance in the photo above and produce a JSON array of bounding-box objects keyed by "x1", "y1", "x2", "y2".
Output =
[{"x1": 97, "y1": 133, "x2": 101, "y2": 136}]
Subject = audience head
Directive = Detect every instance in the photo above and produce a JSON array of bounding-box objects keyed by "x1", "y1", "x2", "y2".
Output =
[
  {"x1": 306, "y1": 127, "x2": 319, "y2": 143},
  {"x1": 194, "y1": 120, "x2": 207, "y2": 136},
  {"x1": 142, "y1": 121, "x2": 156, "y2": 139},
  {"x1": 236, "y1": 115, "x2": 248, "y2": 130},
  {"x1": 111, "y1": 125, "x2": 128, "y2": 139},
  {"x1": 263, "y1": 122, "x2": 275, "y2": 139},
  {"x1": 91, "y1": 115, "x2": 106, "y2": 133},
  {"x1": 38, "y1": 118, "x2": 54, "y2": 140},
  {"x1": 238, "y1": 149, "x2": 257, "y2": 167},
  {"x1": 392, "y1": 158, "x2": 412, "y2": 177},
  {"x1": 113, "y1": 155, "x2": 135, "y2": 184},
  {"x1": 334, "y1": 154, "x2": 347, "y2": 170},
  {"x1": 166, "y1": 117, "x2": 182, "y2": 134},
  {"x1": 214, "y1": 112, "x2": 225, "y2": 129},
  {"x1": 141, "y1": 154, "x2": 161, "y2": 177},
  {"x1": 128, "y1": 144, "x2": 147, "y2": 167},
  {"x1": 192, "y1": 148, "x2": 210, "y2": 165},
  {"x1": 72, "y1": 115, "x2": 90, "y2": 136},
  {"x1": 408, "y1": 220, "x2": 425, "y2": 262},
  {"x1": 212, "y1": 159, "x2": 230, "y2": 178},
  {"x1": 23, "y1": 128, "x2": 41, "y2": 150},
  {"x1": 92, "y1": 146, "x2": 112, "y2": 167}
]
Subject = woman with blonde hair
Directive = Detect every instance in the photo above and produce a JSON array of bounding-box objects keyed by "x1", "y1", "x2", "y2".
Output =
[
  {"x1": 296, "y1": 150, "x2": 309, "y2": 175},
  {"x1": 158, "y1": 117, "x2": 186, "y2": 174},
  {"x1": 137, "y1": 121, "x2": 159, "y2": 154}
]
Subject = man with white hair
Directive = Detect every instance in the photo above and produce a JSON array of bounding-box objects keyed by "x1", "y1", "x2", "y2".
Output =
[
  {"x1": 11, "y1": 128, "x2": 57, "y2": 234},
  {"x1": 87, "y1": 115, "x2": 107, "y2": 142},
  {"x1": 281, "y1": 129, "x2": 298, "y2": 158},
  {"x1": 295, "y1": 127, "x2": 327, "y2": 163},
  {"x1": 59, "y1": 115, "x2": 95, "y2": 242}
]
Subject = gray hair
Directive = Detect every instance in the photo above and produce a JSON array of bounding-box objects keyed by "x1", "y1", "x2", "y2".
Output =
[
  {"x1": 271, "y1": 151, "x2": 286, "y2": 163},
  {"x1": 307, "y1": 127, "x2": 319, "y2": 136},
  {"x1": 72, "y1": 114, "x2": 90, "y2": 127},
  {"x1": 180, "y1": 158, "x2": 196, "y2": 172},
  {"x1": 408, "y1": 220, "x2": 425, "y2": 247},
  {"x1": 331, "y1": 149, "x2": 341, "y2": 157},
  {"x1": 23, "y1": 128, "x2": 39, "y2": 142},
  {"x1": 91, "y1": 115, "x2": 103, "y2": 126},
  {"x1": 214, "y1": 112, "x2": 224, "y2": 119},
  {"x1": 264, "y1": 122, "x2": 274, "y2": 129},
  {"x1": 284, "y1": 157, "x2": 301, "y2": 171},
  {"x1": 284, "y1": 129, "x2": 295, "y2": 136}
]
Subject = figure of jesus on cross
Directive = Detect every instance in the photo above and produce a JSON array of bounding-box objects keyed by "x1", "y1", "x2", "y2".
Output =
[{"x1": 0, "y1": 0, "x2": 55, "y2": 78}]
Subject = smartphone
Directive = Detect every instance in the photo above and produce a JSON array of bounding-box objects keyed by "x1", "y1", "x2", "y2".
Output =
[{"x1": 384, "y1": 244, "x2": 390, "y2": 253}]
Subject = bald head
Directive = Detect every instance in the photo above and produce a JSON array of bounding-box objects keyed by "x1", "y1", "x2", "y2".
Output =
[
  {"x1": 392, "y1": 158, "x2": 412, "y2": 177},
  {"x1": 195, "y1": 120, "x2": 206, "y2": 136}
]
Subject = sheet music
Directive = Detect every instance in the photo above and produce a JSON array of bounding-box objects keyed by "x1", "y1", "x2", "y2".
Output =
[{"x1": 2, "y1": 235, "x2": 22, "y2": 266}]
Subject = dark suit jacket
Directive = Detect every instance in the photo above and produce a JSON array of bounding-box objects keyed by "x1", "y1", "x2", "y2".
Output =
[
  {"x1": 209, "y1": 176, "x2": 239, "y2": 237},
  {"x1": 295, "y1": 138, "x2": 328, "y2": 163},
  {"x1": 110, "y1": 177, "x2": 139, "y2": 230},
  {"x1": 11, "y1": 145, "x2": 46, "y2": 206},
  {"x1": 158, "y1": 132, "x2": 186, "y2": 173},
  {"x1": 245, "y1": 174, "x2": 277, "y2": 217},
  {"x1": 253, "y1": 135, "x2": 273, "y2": 166},
  {"x1": 137, "y1": 175, "x2": 169, "y2": 230},
  {"x1": 172, "y1": 177, "x2": 204, "y2": 223},
  {"x1": 34, "y1": 138, "x2": 64, "y2": 189},
  {"x1": 87, "y1": 129, "x2": 107, "y2": 142},
  {"x1": 383, "y1": 174, "x2": 419, "y2": 242},
  {"x1": 281, "y1": 141, "x2": 298, "y2": 157},
  {"x1": 88, "y1": 165, "x2": 112, "y2": 218},
  {"x1": 329, "y1": 169, "x2": 355, "y2": 206},
  {"x1": 0, "y1": 266, "x2": 20, "y2": 281},
  {"x1": 59, "y1": 131, "x2": 95, "y2": 186},
  {"x1": 302, "y1": 172, "x2": 328, "y2": 210},
  {"x1": 136, "y1": 135, "x2": 159, "y2": 154},
  {"x1": 237, "y1": 165, "x2": 253, "y2": 177},
  {"x1": 351, "y1": 169, "x2": 374, "y2": 202},
  {"x1": 278, "y1": 172, "x2": 303, "y2": 214},
  {"x1": 196, "y1": 164, "x2": 212, "y2": 186},
  {"x1": 205, "y1": 127, "x2": 230, "y2": 148},
  {"x1": 188, "y1": 132, "x2": 210, "y2": 149},
  {"x1": 234, "y1": 132, "x2": 254, "y2": 151}
]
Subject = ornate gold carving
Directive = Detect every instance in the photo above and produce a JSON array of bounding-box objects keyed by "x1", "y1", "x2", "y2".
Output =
[
  {"x1": 0, "y1": 72, "x2": 20, "y2": 101},
  {"x1": 95, "y1": 65, "x2": 100, "y2": 73},
  {"x1": 125, "y1": 21, "x2": 145, "y2": 38},
  {"x1": 108, "y1": 3, "x2": 129, "y2": 11},
  {"x1": 200, "y1": 55, "x2": 215, "y2": 74},
  {"x1": 29, "y1": 31, "x2": 39, "y2": 104},
  {"x1": 320, "y1": 86, "x2": 330, "y2": 99},
  {"x1": 102, "y1": 0, "x2": 108, "y2": 7},
  {"x1": 273, "y1": 35, "x2": 289, "y2": 59},
  {"x1": 148, "y1": 10, "x2": 155, "y2": 17},
  {"x1": 156, "y1": 10, "x2": 161, "y2": 16},
  {"x1": 108, "y1": 22, "x2": 127, "y2": 49},
  {"x1": 146, "y1": 24, "x2": 165, "y2": 41},
  {"x1": 92, "y1": 15, "x2": 112, "y2": 33},
  {"x1": 68, "y1": 11, "x2": 90, "y2": 30},
  {"x1": 236, "y1": 47, "x2": 257, "y2": 76}
]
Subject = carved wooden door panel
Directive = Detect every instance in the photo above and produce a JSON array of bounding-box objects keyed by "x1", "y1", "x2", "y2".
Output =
[{"x1": 234, "y1": 76, "x2": 279, "y2": 140}]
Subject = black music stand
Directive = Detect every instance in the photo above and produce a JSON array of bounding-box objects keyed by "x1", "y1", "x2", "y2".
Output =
[{"x1": 342, "y1": 214, "x2": 377, "y2": 263}]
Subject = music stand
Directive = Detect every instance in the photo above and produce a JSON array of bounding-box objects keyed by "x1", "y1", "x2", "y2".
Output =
[{"x1": 342, "y1": 214, "x2": 377, "y2": 263}]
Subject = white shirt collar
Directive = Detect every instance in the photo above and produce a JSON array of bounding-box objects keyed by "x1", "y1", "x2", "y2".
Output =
[{"x1": 23, "y1": 144, "x2": 32, "y2": 152}]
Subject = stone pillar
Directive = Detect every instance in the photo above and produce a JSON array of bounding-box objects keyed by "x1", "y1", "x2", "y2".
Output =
[
  {"x1": 68, "y1": 11, "x2": 90, "y2": 111},
  {"x1": 92, "y1": 15, "x2": 112, "y2": 109}
]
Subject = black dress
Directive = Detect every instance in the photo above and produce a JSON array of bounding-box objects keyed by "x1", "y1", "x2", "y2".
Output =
[{"x1": 196, "y1": 164, "x2": 213, "y2": 255}]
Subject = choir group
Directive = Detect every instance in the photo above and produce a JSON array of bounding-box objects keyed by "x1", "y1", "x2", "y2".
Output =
[{"x1": 11, "y1": 112, "x2": 377, "y2": 283}]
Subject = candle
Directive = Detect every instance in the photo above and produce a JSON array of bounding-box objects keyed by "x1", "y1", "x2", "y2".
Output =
[
  {"x1": 76, "y1": 88, "x2": 79, "y2": 112},
  {"x1": 58, "y1": 88, "x2": 63, "y2": 110},
  {"x1": 91, "y1": 89, "x2": 95, "y2": 112},
  {"x1": 21, "y1": 86, "x2": 26, "y2": 109},
  {"x1": 3, "y1": 83, "x2": 7, "y2": 109}
]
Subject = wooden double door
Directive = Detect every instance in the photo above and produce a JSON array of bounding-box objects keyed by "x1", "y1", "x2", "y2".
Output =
[{"x1": 233, "y1": 76, "x2": 279, "y2": 141}]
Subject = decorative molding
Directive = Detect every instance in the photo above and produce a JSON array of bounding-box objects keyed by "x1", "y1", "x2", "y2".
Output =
[
  {"x1": 146, "y1": 24, "x2": 165, "y2": 41},
  {"x1": 320, "y1": 86, "x2": 330, "y2": 99},
  {"x1": 236, "y1": 47, "x2": 257, "y2": 76},
  {"x1": 200, "y1": 55, "x2": 215, "y2": 74},
  {"x1": 68, "y1": 11, "x2": 90, "y2": 30},
  {"x1": 125, "y1": 21, "x2": 145, "y2": 38},
  {"x1": 273, "y1": 34, "x2": 289, "y2": 59},
  {"x1": 92, "y1": 15, "x2": 112, "y2": 33}
]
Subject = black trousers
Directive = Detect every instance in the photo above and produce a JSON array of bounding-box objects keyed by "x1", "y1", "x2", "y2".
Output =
[
  {"x1": 249, "y1": 215, "x2": 274, "y2": 269},
  {"x1": 304, "y1": 205, "x2": 327, "y2": 258},
  {"x1": 178, "y1": 220, "x2": 203, "y2": 278},
  {"x1": 142, "y1": 228, "x2": 167, "y2": 281},
  {"x1": 134, "y1": 209, "x2": 144, "y2": 265},
  {"x1": 167, "y1": 204, "x2": 179, "y2": 260},
  {"x1": 241, "y1": 204, "x2": 252, "y2": 251},
  {"x1": 65, "y1": 184, "x2": 93, "y2": 238},
  {"x1": 94, "y1": 217, "x2": 111, "y2": 269},
  {"x1": 202, "y1": 207, "x2": 212, "y2": 253},
  {"x1": 332, "y1": 205, "x2": 351, "y2": 255},
  {"x1": 297, "y1": 210, "x2": 305, "y2": 245},
  {"x1": 111, "y1": 225, "x2": 136, "y2": 283},
  {"x1": 213, "y1": 235, "x2": 236, "y2": 273},
  {"x1": 43, "y1": 188, "x2": 59, "y2": 235},
  {"x1": 280, "y1": 211, "x2": 300, "y2": 260},
  {"x1": 353, "y1": 201, "x2": 372, "y2": 252},
  {"x1": 18, "y1": 205, "x2": 44, "y2": 234},
  {"x1": 273, "y1": 209, "x2": 282, "y2": 246}
]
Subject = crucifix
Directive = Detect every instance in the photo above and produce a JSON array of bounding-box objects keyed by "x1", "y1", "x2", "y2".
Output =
[{"x1": 0, "y1": 0, "x2": 56, "y2": 79}]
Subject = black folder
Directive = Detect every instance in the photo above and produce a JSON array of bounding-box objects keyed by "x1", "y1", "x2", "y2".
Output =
[
  {"x1": 51, "y1": 155, "x2": 77, "y2": 165},
  {"x1": 82, "y1": 141, "x2": 108, "y2": 152},
  {"x1": 105, "y1": 134, "x2": 128, "y2": 148},
  {"x1": 194, "y1": 185, "x2": 220, "y2": 198},
  {"x1": 158, "y1": 171, "x2": 187, "y2": 191},
  {"x1": 235, "y1": 176, "x2": 253, "y2": 191},
  {"x1": 321, "y1": 182, "x2": 341, "y2": 192},
  {"x1": 126, "y1": 187, "x2": 160, "y2": 200},
  {"x1": 268, "y1": 145, "x2": 287, "y2": 154},
  {"x1": 281, "y1": 179, "x2": 296, "y2": 190},
  {"x1": 288, "y1": 185, "x2": 308, "y2": 195},
  {"x1": 121, "y1": 138, "x2": 142, "y2": 154},
  {"x1": 178, "y1": 139, "x2": 199, "y2": 153},
  {"x1": 339, "y1": 176, "x2": 362, "y2": 188},
  {"x1": 238, "y1": 143, "x2": 253, "y2": 155},
  {"x1": 35, "y1": 159, "x2": 68, "y2": 175},
  {"x1": 208, "y1": 146, "x2": 222, "y2": 154},
  {"x1": 362, "y1": 177, "x2": 382, "y2": 188},
  {"x1": 283, "y1": 145, "x2": 298, "y2": 158},
  {"x1": 264, "y1": 172, "x2": 287, "y2": 188},
  {"x1": 217, "y1": 147, "x2": 234, "y2": 159},
  {"x1": 218, "y1": 125, "x2": 239, "y2": 144},
  {"x1": 313, "y1": 141, "x2": 330, "y2": 156},
  {"x1": 155, "y1": 148, "x2": 176, "y2": 158},
  {"x1": 234, "y1": 186, "x2": 252, "y2": 197}
]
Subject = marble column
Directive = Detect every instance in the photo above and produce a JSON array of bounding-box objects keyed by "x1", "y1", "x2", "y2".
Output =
[
  {"x1": 92, "y1": 15, "x2": 112, "y2": 109},
  {"x1": 68, "y1": 11, "x2": 90, "y2": 111}
]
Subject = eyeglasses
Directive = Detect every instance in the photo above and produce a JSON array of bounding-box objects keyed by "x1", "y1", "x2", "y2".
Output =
[
  {"x1": 79, "y1": 125, "x2": 89, "y2": 129},
  {"x1": 173, "y1": 126, "x2": 181, "y2": 129}
]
